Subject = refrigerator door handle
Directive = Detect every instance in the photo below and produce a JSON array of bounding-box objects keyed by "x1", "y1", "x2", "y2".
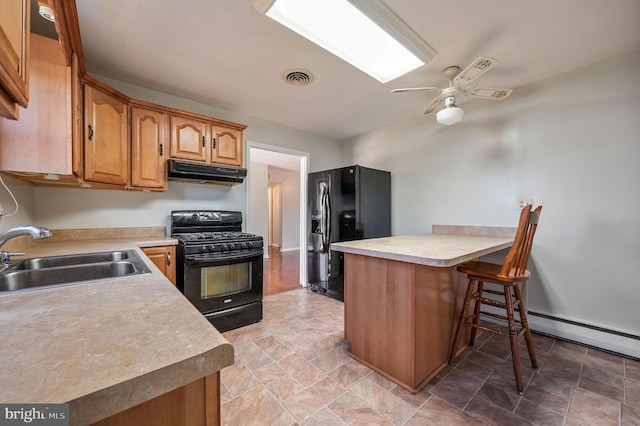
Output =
[{"x1": 321, "y1": 182, "x2": 331, "y2": 253}]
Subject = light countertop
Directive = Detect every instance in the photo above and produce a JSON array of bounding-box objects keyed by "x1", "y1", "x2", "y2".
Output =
[
  {"x1": 0, "y1": 237, "x2": 234, "y2": 425},
  {"x1": 331, "y1": 233, "x2": 513, "y2": 267}
]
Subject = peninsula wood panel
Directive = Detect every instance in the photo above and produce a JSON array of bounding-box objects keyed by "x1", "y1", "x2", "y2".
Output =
[
  {"x1": 92, "y1": 372, "x2": 220, "y2": 426},
  {"x1": 344, "y1": 253, "x2": 470, "y2": 393}
]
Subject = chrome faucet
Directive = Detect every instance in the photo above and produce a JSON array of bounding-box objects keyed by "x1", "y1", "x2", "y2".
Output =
[{"x1": 0, "y1": 225, "x2": 52, "y2": 271}]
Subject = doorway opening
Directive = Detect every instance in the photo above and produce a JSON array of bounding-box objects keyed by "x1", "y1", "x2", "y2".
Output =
[
  {"x1": 268, "y1": 183, "x2": 282, "y2": 248},
  {"x1": 247, "y1": 142, "x2": 309, "y2": 289}
]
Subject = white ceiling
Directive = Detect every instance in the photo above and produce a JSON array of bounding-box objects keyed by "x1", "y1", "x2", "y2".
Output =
[{"x1": 74, "y1": 0, "x2": 640, "y2": 142}]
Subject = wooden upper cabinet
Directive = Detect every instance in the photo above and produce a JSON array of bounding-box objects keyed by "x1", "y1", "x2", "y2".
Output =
[
  {"x1": 170, "y1": 116, "x2": 244, "y2": 167},
  {"x1": 84, "y1": 84, "x2": 129, "y2": 185},
  {"x1": 170, "y1": 115, "x2": 210, "y2": 162},
  {"x1": 0, "y1": 0, "x2": 30, "y2": 119},
  {"x1": 212, "y1": 125, "x2": 242, "y2": 166},
  {"x1": 131, "y1": 107, "x2": 168, "y2": 190},
  {"x1": 0, "y1": 33, "x2": 70, "y2": 174}
]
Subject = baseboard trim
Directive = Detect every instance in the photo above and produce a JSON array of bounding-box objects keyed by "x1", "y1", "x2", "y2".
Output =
[
  {"x1": 279, "y1": 247, "x2": 300, "y2": 252},
  {"x1": 527, "y1": 310, "x2": 640, "y2": 359}
]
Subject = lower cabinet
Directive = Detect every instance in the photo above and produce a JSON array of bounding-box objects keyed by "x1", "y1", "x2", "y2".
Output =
[
  {"x1": 142, "y1": 245, "x2": 176, "y2": 285},
  {"x1": 91, "y1": 372, "x2": 221, "y2": 426}
]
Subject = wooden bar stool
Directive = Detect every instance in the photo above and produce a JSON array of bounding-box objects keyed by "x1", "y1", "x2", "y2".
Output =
[{"x1": 449, "y1": 204, "x2": 543, "y2": 393}]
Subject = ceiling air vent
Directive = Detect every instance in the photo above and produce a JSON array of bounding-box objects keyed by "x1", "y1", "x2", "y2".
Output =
[{"x1": 283, "y1": 68, "x2": 314, "y2": 86}]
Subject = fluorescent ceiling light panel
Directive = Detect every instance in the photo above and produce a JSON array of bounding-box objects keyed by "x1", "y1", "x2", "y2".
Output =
[{"x1": 263, "y1": 0, "x2": 427, "y2": 83}]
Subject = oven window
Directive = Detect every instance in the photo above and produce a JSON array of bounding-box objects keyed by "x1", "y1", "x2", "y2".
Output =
[{"x1": 201, "y1": 262, "x2": 251, "y2": 299}]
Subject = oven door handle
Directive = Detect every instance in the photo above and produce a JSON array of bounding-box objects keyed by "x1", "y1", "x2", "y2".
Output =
[{"x1": 185, "y1": 250, "x2": 263, "y2": 263}]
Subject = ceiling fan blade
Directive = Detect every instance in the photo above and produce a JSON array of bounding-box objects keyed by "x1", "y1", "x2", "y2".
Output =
[
  {"x1": 422, "y1": 96, "x2": 444, "y2": 115},
  {"x1": 454, "y1": 56, "x2": 499, "y2": 85},
  {"x1": 465, "y1": 86, "x2": 513, "y2": 100},
  {"x1": 391, "y1": 87, "x2": 439, "y2": 94}
]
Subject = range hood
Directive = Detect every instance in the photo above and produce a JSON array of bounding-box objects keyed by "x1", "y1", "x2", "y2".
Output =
[{"x1": 167, "y1": 160, "x2": 246, "y2": 185}]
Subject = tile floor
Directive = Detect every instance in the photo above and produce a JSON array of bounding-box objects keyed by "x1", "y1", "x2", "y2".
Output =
[{"x1": 221, "y1": 288, "x2": 640, "y2": 425}]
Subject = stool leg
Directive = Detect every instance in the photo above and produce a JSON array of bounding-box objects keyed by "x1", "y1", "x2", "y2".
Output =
[
  {"x1": 469, "y1": 281, "x2": 484, "y2": 345},
  {"x1": 449, "y1": 278, "x2": 476, "y2": 364},
  {"x1": 504, "y1": 285, "x2": 524, "y2": 393},
  {"x1": 514, "y1": 283, "x2": 537, "y2": 368}
]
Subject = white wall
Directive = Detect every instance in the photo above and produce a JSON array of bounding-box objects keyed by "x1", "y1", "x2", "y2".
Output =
[
  {"x1": 15, "y1": 76, "x2": 344, "y2": 233},
  {"x1": 345, "y1": 50, "x2": 640, "y2": 356},
  {"x1": 0, "y1": 176, "x2": 35, "y2": 232},
  {"x1": 268, "y1": 166, "x2": 300, "y2": 251},
  {"x1": 248, "y1": 162, "x2": 269, "y2": 253}
]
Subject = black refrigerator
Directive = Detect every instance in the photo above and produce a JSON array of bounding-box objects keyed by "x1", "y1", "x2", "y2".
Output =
[{"x1": 307, "y1": 165, "x2": 391, "y2": 301}]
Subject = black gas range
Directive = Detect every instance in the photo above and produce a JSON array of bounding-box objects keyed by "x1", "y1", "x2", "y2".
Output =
[{"x1": 171, "y1": 210, "x2": 264, "y2": 332}]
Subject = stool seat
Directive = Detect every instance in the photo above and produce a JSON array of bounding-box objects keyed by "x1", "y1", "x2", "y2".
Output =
[
  {"x1": 449, "y1": 205, "x2": 542, "y2": 394},
  {"x1": 457, "y1": 261, "x2": 530, "y2": 283}
]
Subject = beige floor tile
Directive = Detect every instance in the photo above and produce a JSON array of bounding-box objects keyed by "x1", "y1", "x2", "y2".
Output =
[
  {"x1": 348, "y1": 375, "x2": 418, "y2": 424},
  {"x1": 267, "y1": 374, "x2": 305, "y2": 402},
  {"x1": 327, "y1": 364, "x2": 365, "y2": 389},
  {"x1": 567, "y1": 387, "x2": 620, "y2": 426},
  {"x1": 221, "y1": 359, "x2": 262, "y2": 397},
  {"x1": 329, "y1": 392, "x2": 394, "y2": 426},
  {"x1": 282, "y1": 377, "x2": 346, "y2": 421},
  {"x1": 301, "y1": 407, "x2": 346, "y2": 425},
  {"x1": 278, "y1": 353, "x2": 326, "y2": 387},
  {"x1": 405, "y1": 396, "x2": 484, "y2": 425},
  {"x1": 221, "y1": 385, "x2": 296, "y2": 426}
]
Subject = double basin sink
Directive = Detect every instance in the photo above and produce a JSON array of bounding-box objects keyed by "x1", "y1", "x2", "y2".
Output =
[{"x1": 0, "y1": 250, "x2": 151, "y2": 293}]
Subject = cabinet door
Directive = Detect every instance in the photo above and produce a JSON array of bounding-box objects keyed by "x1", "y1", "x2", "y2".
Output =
[
  {"x1": 170, "y1": 115, "x2": 210, "y2": 162},
  {"x1": 0, "y1": 34, "x2": 70, "y2": 174},
  {"x1": 212, "y1": 125, "x2": 243, "y2": 166},
  {"x1": 0, "y1": 0, "x2": 30, "y2": 119},
  {"x1": 131, "y1": 107, "x2": 168, "y2": 190},
  {"x1": 84, "y1": 85, "x2": 129, "y2": 185},
  {"x1": 142, "y1": 246, "x2": 176, "y2": 285}
]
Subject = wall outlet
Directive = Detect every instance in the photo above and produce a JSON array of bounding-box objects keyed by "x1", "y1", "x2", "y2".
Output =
[{"x1": 518, "y1": 198, "x2": 533, "y2": 209}]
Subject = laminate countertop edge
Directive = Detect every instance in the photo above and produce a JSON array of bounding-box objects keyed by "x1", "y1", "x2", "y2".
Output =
[{"x1": 331, "y1": 232, "x2": 514, "y2": 267}]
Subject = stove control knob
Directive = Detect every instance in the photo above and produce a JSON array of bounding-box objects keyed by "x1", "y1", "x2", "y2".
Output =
[{"x1": 191, "y1": 214, "x2": 199, "y2": 221}]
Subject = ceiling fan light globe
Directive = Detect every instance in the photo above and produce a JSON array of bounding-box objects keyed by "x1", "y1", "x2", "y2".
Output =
[{"x1": 436, "y1": 106, "x2": 464, "y2": 125}]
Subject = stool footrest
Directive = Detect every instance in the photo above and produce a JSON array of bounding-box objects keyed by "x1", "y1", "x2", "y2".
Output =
[{"x1": 464, "y1": 319, "x2": 527, "y2": 340}]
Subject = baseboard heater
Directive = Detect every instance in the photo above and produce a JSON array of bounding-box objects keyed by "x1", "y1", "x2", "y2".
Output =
[{"x1": 527, "y1": 310, "x2": 640, "y2": 360}]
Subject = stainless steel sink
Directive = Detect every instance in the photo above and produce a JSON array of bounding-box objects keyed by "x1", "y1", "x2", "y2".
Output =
[
  {"x1": 0, "y1": 250, "x2": 151, "y2": 293},
  {"x1": 11, "y1": 250, "x2": 131, "y2": 270}
]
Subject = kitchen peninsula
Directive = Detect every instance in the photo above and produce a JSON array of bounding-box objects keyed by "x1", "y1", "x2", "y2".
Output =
[
  {"x1": 331, "y1": 226, "x2": 514, "y2": 394},
  {"x1": 0, "y1": 231, "x2": 234, "y2": 425}
]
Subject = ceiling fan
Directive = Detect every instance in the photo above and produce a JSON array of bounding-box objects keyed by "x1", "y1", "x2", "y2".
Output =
[{"x1": 391, "y1": 56, "x2": 513, "y2": 125}]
